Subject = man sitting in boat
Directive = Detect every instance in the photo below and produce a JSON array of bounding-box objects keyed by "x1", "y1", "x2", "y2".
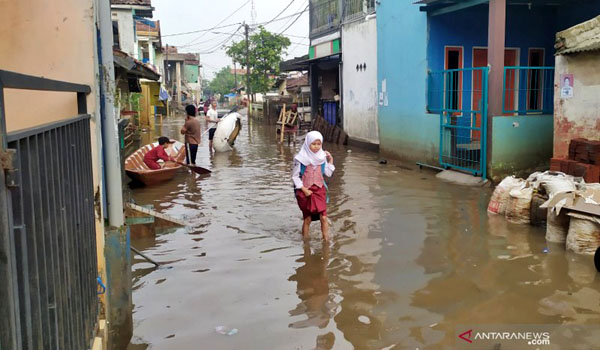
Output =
[{"x1": 143, "y1": 136, "x2": 176, "y2": 170}]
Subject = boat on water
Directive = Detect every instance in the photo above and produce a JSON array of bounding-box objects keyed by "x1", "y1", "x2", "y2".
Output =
[
  {"x1": 213, "y1": 112, "x2": 242, "y2": 152},
  {"x1": 125, "y1": 141, "x2": 186, "y2": 185}
]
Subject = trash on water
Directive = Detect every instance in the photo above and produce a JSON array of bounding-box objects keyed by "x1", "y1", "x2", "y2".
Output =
[
  {"x1": 347, "y1": 150, "x2": 352, "y2": 153},
  {"x1": 379, "y1": 159, "x2": 387, "y2": 164},
  {"x1": 358, "y1": 315, "x2": 371, "y2": 324},
  {"x1": 543, "y1": 248, "x2": 549, "y2": 254},
  {"x1": 215, "y1": 326, "x2": 238, "y2": 336}
]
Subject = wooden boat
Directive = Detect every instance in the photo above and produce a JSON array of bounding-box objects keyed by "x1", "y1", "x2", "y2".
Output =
[{"x1": 125, "y1": 141, "x2": 186, "y2": 186}]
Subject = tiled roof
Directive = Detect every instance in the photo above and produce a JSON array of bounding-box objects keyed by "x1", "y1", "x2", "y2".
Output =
[
  {"x1": 556, "y1": 15, "x2": 600, "y2": 55},
  {"x1": 286, "y1": 75, "x2": 309, "y2": 90},
  {"x1": 111, "y1": 0, "x2": 151, "y2": 6}
]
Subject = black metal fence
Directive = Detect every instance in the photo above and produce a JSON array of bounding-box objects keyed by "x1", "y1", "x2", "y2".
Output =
[{"x1": 0, "y1": 70, "x2": 98, "y2": 350}]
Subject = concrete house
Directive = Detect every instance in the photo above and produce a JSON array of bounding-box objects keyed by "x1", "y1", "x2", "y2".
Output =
[
  {"x1": 376, "y1": 0, "x2": 600, "y2": 181},
  {"x1": 1, "y1": 0, "x2": 130, "y2": 349},
  {"x1": 308, "y1": 0, "x2": 379, "y2": 147},
  {"x1": 553, "y1": 15, "x2": 600, "y2": 159}
]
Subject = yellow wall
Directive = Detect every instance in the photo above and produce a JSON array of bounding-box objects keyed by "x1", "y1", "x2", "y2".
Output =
[{"x1": 0, "y1": 0, "x2": 107, "y2": 305}]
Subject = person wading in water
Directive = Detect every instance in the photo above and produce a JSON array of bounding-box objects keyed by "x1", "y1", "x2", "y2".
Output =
[{"x1": 292, "y1": 131, "x2": 335, "y2": 241}]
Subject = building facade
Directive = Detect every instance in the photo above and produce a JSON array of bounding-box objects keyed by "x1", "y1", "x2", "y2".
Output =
[
  {"x1": 553, "y1": 15, "x2": 600, "y2": 159},
  {"x1": 376, "y1": 0, "x2": 600, "y2": 181}
]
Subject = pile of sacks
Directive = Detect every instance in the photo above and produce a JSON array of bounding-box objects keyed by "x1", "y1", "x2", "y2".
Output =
[{"x1": 487, "y1": 171, "x2": 600, "y2": 255}]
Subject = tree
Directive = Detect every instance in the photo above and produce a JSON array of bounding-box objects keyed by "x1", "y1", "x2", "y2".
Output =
[
  {"x1": 226, "y1": 26, "x2": 291, "y2": 95},
  {"x1": 207, "y1": 66, "x2": 236, "y2": 100}
]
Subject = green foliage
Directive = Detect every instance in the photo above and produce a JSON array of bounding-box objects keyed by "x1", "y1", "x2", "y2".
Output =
[
  {"x1": 226, "y1": 26, "x2": 291, "y2": 94},
  {"x1": 208, "y1": 66, "x2": 236, "y2": 99}
]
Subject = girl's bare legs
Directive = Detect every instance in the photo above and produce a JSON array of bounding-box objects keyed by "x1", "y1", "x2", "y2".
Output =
[
  {"x1": 320, "y1": 214, "x2": 329, "y2": 241},
  {"x1": 302, "y1": 216, "x2": 311, "y2": 239}
]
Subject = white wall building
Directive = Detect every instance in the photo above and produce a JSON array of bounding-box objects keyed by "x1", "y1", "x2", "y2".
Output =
[{"x1": 342, "y1": 15, "x2": 379, "y2": 145}]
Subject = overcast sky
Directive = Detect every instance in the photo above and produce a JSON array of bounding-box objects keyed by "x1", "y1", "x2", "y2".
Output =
[{"x1": 154, "y1": 0, "x2": 309, "y2": 80}]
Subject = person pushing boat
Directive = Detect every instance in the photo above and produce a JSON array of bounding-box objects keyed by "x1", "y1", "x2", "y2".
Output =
[
  {"x1": 180, "y1": 104, "x2": 201, "y2": 164},
  {"x1": 143, "y1": 136, "x2": 176, "y2": 170}
]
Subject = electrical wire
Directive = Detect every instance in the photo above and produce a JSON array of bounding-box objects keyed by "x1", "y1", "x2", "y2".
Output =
[
  {"x1": 162, "y1": 22, "x2": 242, "y2": 37},
  {"x1": 182, "y1": 0, "x2": 250, "y2": 46},
  {"x1": 163, "y1": 9, "x2": 308, "y2": 39},
  {"x1": 267, "y1": 0, "x2": 296, "y2": 24},
  {"x1": 197, "y1": 25, "x2": 243, "y2": 54},
  {"x1": 274, "y1": 0, "x2": 308, "y2": 33},
  {"x1": 279, "y1": 4, "x2": 309, "y2": 35}
]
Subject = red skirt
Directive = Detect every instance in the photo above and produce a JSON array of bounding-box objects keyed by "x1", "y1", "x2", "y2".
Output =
[{"x1": 295, "y1": 185, "x2": 327, "y2": 219}]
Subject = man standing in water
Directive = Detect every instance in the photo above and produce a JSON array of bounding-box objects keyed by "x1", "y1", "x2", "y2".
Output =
[
  {"x1": 206, "y1": 100, "x2": 219, "y2": 152},
  {"x1": 180, "y1": 104, "x2": 201, "y2": 164}
]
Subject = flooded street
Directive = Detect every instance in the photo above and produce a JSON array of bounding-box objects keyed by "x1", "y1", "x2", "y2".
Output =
[{"x1": 126, "y1": 112, "x2": 600, "y2": 350}]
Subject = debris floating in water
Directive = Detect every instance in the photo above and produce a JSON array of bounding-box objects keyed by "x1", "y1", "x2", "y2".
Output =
[
  {"x1": 215, "y1": 326, "x2": 238, "y2": 336},
  {"x1": 358, "y1": 315, "x2": 371, "y2": 324},
  {"x1": 543, "y1": 248, "x2": 549, "y2": 254},
  {"x1": 379, "y1": 159, "x2": 387, "y2": 164}
]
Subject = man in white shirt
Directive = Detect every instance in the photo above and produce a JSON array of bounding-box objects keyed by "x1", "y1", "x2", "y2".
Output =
[{"x1": 206, "y1": 100, "x2": 219, "y2": 151}]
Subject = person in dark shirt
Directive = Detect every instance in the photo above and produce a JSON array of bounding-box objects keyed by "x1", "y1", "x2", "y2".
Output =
[
  {"x1": 143, "y1": 136, "x2": 176, "y2": 170},
  {"x1": 180, "y1": 104, "x2": 201, "y2": 164}
]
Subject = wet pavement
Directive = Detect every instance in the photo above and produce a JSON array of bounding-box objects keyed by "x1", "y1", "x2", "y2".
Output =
[{"x1": 126, "y1": 111, "x2": 600, "y2": 350}]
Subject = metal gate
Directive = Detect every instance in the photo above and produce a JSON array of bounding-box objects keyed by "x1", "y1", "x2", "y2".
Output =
[
  {"x1": 0, "y1": 70, "x2": 98, "y2": 350},
  {"x1": 430, "y1": 67, "x2": 489, "y2": 178}
]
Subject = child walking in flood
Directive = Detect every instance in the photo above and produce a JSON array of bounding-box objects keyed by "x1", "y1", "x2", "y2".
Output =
[{"x1": 292, "y1": 131, "x2": 335, "y2": 240}]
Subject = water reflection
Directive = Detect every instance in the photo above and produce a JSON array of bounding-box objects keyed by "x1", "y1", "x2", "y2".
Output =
[
  {"x1": 126, "y1": 111, "x2": 600, "y2": 350},
  {"x1": 289, "y1": 243, "x2": 334, "y2": 330}
]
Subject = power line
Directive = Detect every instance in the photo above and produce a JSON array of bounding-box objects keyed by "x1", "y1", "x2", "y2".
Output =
[
  {"x1": 289, "y1": 35, "x2": 309, "y2": 52},
  {"x1": 279, "y1": 4, "x2": 309, "y2": 35},
  {"x1": 275, "y1": 0, "x2": 308, "y2": 32},
  {"x1": 182, "y1": 0, "x2": 250, "y2": 46},
  {"x1": 197, "y1": 25, "x2": 243, "y2": 54},
  {"x1": 281, "y1": 33, "x2": 307, "y2": 39},
  {"x1": 254, "y1": 9, "x2": 309, "y2": 27},
  {"x1": 178, "y1": 33, "x2": 232, "y2": 48},
  {"x1": 162, "y1": 9, "x2": 308, "y2": 39},
  {"x1": 266, "y1": 0, "x2": 296, "y2": 24},
  {"x1": 162, "y1": 22, "x2": 242, "y2": 37}
]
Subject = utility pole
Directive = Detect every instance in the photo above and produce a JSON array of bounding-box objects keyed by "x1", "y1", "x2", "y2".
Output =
[
  {"x1": 244, "y1": 22, "x2": 251, "y2": 117},
  {"x1": 234, "y1": 61, "x2": 238, "y2": 91}
]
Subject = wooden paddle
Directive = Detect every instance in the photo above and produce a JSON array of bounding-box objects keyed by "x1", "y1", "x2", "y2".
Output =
[{"x1": 177, "y1": 162, "x2": 211, "y2": 175}]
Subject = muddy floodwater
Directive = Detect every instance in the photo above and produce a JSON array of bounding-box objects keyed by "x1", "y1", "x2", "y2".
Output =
[{"x1": 126, "y1": 112, "x2": 600, "y2": 350}]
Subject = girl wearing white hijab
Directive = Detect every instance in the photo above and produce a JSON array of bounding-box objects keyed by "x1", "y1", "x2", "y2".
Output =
[{"x1": 292, "y1": 131, "x2": 335, "y2": 240}]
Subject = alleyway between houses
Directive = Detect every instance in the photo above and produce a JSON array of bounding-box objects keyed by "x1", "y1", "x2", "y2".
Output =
[{"x1": 125, "y1": 111, "x2": 600, "y2": 350}]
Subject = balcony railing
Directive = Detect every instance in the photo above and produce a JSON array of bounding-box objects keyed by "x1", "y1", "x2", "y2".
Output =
[
  {"x1": 310, "y1": 0, "x2": 340, "y2": 36},
  {"x1": 343, "y1": 0, "x2": 375, "y2": 22},
  {"x1": 503, "y1": 66, "x2": 554, "y2": 115}
]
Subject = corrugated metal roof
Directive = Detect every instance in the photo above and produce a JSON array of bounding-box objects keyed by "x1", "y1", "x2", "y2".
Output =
[
  {"x1": 111, "y1": 0, "x2": 151, "y2": 6},
  {"x1": 556, "y1": 15, "x2": 600, "y2": 55}
]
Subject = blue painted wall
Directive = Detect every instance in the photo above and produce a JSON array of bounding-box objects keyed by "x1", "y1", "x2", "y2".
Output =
[
  {"x1": 376, "y1": 0, "x2": 439, "y2": 164},
  {"x1": 428, "y1": 4, "x2": 558, "y2": 114},
  {"x1": 376, "y1": 1, "x2": 600, "y2": 172},
  {"x1": 557, "y1": 3, "x2": 600, "y2": 31},
  {"x1": 490, "y1": 115, "x2": 554, "y2": 181}
]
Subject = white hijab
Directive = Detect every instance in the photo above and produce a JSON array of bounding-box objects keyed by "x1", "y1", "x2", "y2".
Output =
[{"x1": 294, "y1": 131, "x2": 327, "y2": 166}]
